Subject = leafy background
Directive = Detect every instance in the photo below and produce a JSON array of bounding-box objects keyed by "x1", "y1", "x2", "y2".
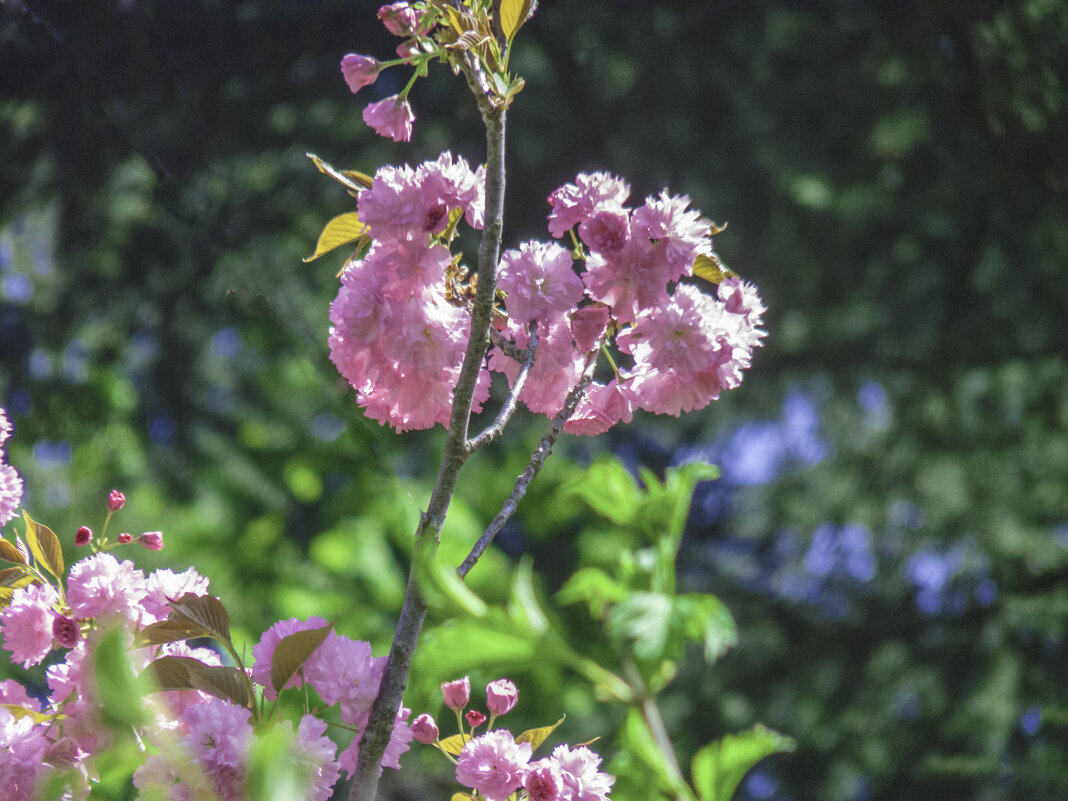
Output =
[{"x1": 1, "y1": 1, "x2": 1066, "y2": 800}]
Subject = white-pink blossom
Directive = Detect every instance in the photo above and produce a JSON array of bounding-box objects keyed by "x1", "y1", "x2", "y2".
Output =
[
  {"x1": 183, "y1": 698, "x2": 253, "y2": 801},
  {"x1": 0, "y1": 707, "x2": 48, "y2": 801},
  {"x1": 66, "y1": 552, "x2": 147, "y2": 623},
  {"x1": 552, "y1": 743, "x2": 615, "y2": 801},
  {"x1": 303, "y1": 633, "x2": 384, "y2": 723},
  {"x1": 498, "y1": 241, "x2": 585, "y2": 324},
  {"x1": 141, "y1": 567, "x2": 211, "y2": 624},
  {"x1": 0, "y1": 582, "x2": 60, "y2": 668},
  {"x1": 362, "y1": 95, "x2": 415, "y2": 142},
  {"x1": 455, "y1": 729, "x2": 532, "y2": 801},
  {"x1": 251, "y1": 616, "x2": 330, "y2": 701}
]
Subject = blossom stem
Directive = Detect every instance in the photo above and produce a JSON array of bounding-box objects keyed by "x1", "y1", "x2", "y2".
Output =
[{"x1": 466, "y1": 324, "x2": 538, "y2": 453}]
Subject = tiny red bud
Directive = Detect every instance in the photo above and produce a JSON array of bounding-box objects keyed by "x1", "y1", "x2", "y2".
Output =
[
  {"x1": 107, "y1": 490, "x2": 125, "y2": 511},
  {"x1": 465, "y1": 709, "x2": 486, "y2": 728},
  {"x1": 117, "y1": 532, "x2": 133, "y2": 544},
  {"x1": 139, "y1": 531, "x2": 164, "y2": 551},
  {"x1": 74, "y1": 526, "x2": 92, "y2": 546},
  {"x1": 52, "y1": 615, "x2": 79, "y2": 649}
]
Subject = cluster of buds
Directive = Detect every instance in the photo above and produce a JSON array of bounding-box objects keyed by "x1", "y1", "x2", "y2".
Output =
[
  {"x1": 340, "y1": 0, "x2": 535, "y2": 142},
  {"x1": 72, "y1": 488, "x2": 164, "y2": 553},
  {"x1": 410, "y1": 675, "x2": 614, "y2": 801}
]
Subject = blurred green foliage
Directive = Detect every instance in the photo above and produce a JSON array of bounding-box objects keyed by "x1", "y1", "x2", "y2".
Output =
[{"x1": 2, "y1": 1, "x2": 1067, "y2": 800}]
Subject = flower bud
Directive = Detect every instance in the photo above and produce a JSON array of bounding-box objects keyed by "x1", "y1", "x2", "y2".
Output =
[
  {"x1": 117, "y1": 532, "x2": 133, "y2": 544},
  {"x1": 486, "y1": 678, "x2": 518, "y2": 717},
  {"x1": 75, "y1": 526, "x2": 92, "y2": 546},
  {"x1": 52, "y1": 615, "x2": 79, "y2": 649},
  {"x1": 465, "y1": 709, "x2": 486, "y2": 728},
  {"x1": 340, "y1": 53, "x2": 381, "y2": 94},
  {"x1": 378, "y1": 2, "x2": 417, "y2": 36},
  {"x1": 107, "y1": 489, "x2": 125, "y2": 512},
  {"x1": 411, "y1": 713, "x2": 439, "y2": 744},
  {"x1": 441, "y1": 676, "x2": 470, "y2": 710},
  {"x1": 139, "y1": 531, "x2": 164, "y2": 551}
]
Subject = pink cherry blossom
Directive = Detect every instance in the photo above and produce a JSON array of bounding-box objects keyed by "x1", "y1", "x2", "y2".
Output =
[
  {"x1": 139, "y1": 530, "x2": 164, "y2": 550},
  {"x1": 498, "y1": 241, "x2": 585, "y2": 324},
  {"x1": 141, "y1": 566, "x2": 211, "y2": 624},
  {"x1": 251, "y1": 616, "x2": 330, "y2": 701},
  {"x1": 0, "y1": 582, "x2": 60, "y2": 668},
  {"x1": 547, "y1": 172, "x2": 631, "y2": 238},
  {"x1": 0, "y1": 408, "x2": 11, "y2": 447},
  {"x1": 0, "y1": 461, "x2": 22, "y2": 528},
  {"x1": 304, "y1": 633, "x2": 384, "y2": 724},
  {"x1": 441, "y1": 676, "x2": 470, "y2": 710},
  {"x1": 107, "y1": 489, "x2": 125, "y2": 511},
  {"x1": 0, "y1": 679, "x2": 35, "y2": 708},
  {"x1": 0, "y1": 706, "x2": 49, "y2": 801},
  {"x1": 295, "y1": 715, "x2": 342, "y2": 801},
  {"x1": 337, "y1": 704, "x2": 413, "y2": 776},
  {"x1": 630, "y1": 191, "x2": 711, "y2": 280},
  {"x1": 564, "y1": 379, "x2": 636, "y2": 437},
  {"x1": 455, "y1": 729, "x2": 532, "y2": 801},
  {"x1": 490, "y1": 319, "x2": 584, "y2": 416},
  {"x1": 184, "y1": 698, "x2": 253, "y2": 801},
  {"x1": 341, "y1": 54, "x2": 381, "y2": 94},
  {"x1": 378, "y1": 2, "x2": 419, "y2": 36},
  {"x1": 569, "y1": 304, "x2": 610, "y2": 354},
  {"x1": 363, "y1": 95, "x2": 415, "y2": 142},
  {"x1": 66, "y1": 552, "x2": 147, "y2": 622},
  {"x1": 410, "y1": 713, "x2": 439, "y2": 744},
  {"x1": 485, "y1": 678, "x2": 518, "y2": 717},
  {"x1": 578, "y1": 209, "x2": 630, "y2": 254},
  {"x1": 525, "y1": 757, "x2": 565, "y2": 801},
  {"x1": 552, "y1": 743, "x2": 615, "y2": 801}
]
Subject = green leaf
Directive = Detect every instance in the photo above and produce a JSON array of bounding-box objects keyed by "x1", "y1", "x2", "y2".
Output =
[
  {"x1": 691, "y1": 725, "x2": 796, "y2": 801},
  {"x1": 307, "y1": 152, "x2": 372, "y2": 192},
  {"x1": 515, "y1": 716, "x2": 565, "y2": 752},
  {"x1": 416, "y1": 541, "x2": 487, "y2": 618},
  {"x1": 556, "y1": 566, "x2": 627, "y2": 618},
  {"x1": 619, "y1": 707, "x2": 678, "y2": 789},
  {"x1": 568, "y1": 455, "x2": 641, "y2": 525},
  {"x1": 415, "y1": 610, "x2": 538, "y2": 681},
  {"x1": 439, "y1": 733, "x2": 466, "y2": 756},
  {"x1": 1, "y1": 703, "x2": 62, "y2": 725},
  {"x1": 0, "y1": 538, "x2": 27, "y2": 565},
  {"x1": 606, "y1": 591, "x2": 674, "y2": 660},
  {"x1": 94, "y1": 626, "x2": 151, "y2": 729},
  {"x1": 507, "y1": 556, "x2": 549, "y2": 635},
  {"x1": 692, "y1": 253, "x2": 735, "y2": 284},
  {"x1": 676, "y1": 593, "x2": 739, "y2": 664},
  {"x1": 145, "y1": 655, "x2": 254, "y2": 709},
  {"x1": 500, "y1": 0, "x2": 535, "y2": 40},
  {"x1": 135, "y1": 616, "x2": 215, "y2": 647},
  {"x1": 247, "y1": 722, "x2": 314, "y2": 801},
  {"x1": 167, "y1": 594, "x2": 233, "y2": 645},
  {"x1": 22, "y1": 511, "x2": 63, "y2": 579},
  {"x1": 303, "y1": 212, "x2": 369, "y2": 262},
  {"x1": 270, "y1": 620, "x2": 333, "y2": 698}
]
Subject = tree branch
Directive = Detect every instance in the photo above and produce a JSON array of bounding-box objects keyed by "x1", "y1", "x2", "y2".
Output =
[
  {"x1": 466, "y1": 324, "x2": 538, "y2": 454},
  {"x1": 457, "y1": 351, "x2": 597, "y2": 579}
]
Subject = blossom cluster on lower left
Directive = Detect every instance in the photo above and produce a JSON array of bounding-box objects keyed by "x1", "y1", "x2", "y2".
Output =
[{"x1": 0, "y1": 497, "x2": 411, "y2": 800}]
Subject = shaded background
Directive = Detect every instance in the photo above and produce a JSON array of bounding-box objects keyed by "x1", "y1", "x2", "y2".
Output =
[{"x1": 2, "y1": 1, "x2": 1067, "y2": 800}]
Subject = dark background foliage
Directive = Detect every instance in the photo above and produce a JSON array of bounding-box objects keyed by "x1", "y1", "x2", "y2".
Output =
[{"x1": 1, "y1": 1, "x2": 1066, "y2": 800}]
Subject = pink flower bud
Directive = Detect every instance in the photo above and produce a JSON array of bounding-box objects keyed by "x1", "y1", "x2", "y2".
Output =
[
  {"x1": 362, "y1": 95, "x2": 415, "y2": 143},
  {"x1": 465, "y1": 709, "x2": 486, "y2": 729},
  {"x1": 117, "y1": 532, "x2": 133, "y2": 544},
  {"x1": 378, "y1": 2, "x2": 418, "y2": 36},
  {"x1": 411, "y1": 713, "x2": 439, "y2": 744},
  {"x1": 441, "y1": 676, "x2": 470, "y2": 710},
  {"x1": 486, "y1": 679, "x2": 518, "y2": 717},
  {"x1": 340, "y1": 53, "x2": 381, "y2": 94},
  {"x1": 107, "y1": 489, "x2": 125, "y2": 512},
  {"x1": 139, "y1": 531, "x2": 164, "y2": 551},
  {"x1": 74, "y1": 526, "x2": 92, "y2": 546},
  {"x1": 52, "y1": 615, "x2": 79, "y2": 649}
]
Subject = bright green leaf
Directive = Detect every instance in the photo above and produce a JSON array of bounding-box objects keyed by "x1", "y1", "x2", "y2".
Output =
[
  {"x1": 515, "y1": 716, "x2": 565, "y2": 752},
  {"x1": 555, "y1": 566, "x2": 627, "y2": 618},
  {"x1": 691, "y1": 725, "x2": 796, "y2": 801},
  {"x1": 676, "y1": 593, "x2": 739, "y2": 663},
  {"x1": 692, "y1": 253, "x2": 735, "y2": 284},
  {"x1": 94, "y1": 626, "x2": 151, "y2": 729},
  {"x1": 303, "y1": 212, "x2": 369, "y2": 262},
  {"x1": 508, "y1": 556, "x2": 549, "y2": 634},
  {"x1": 606, "y1": 591, "x2": 674, "y2": 660},
  {"x1": 416, "y1": 541, "x2": 487, "y2": 618},
  {"x1": 500, "y1": 0, "x2": 535, "y2": 40}
]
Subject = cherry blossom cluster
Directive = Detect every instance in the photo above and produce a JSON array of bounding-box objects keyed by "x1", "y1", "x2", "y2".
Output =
[
  {"x1": 408, "y1": 675, "x2": 614, "y2": 801},
  {"x1": 0, "y1": 408, "x2": 22, "y2": 527},
  {"x1": 0, "y1": 483, "x2": 412, "y2": 800},
  {"x1": 328, "y1": 164, "x2": 766, "y2": 435}
]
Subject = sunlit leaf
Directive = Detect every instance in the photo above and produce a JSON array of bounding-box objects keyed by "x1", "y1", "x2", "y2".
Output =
[
  {"x1": 1, "y1": 703, "x2": 62, "y2": 725},
  {"x1": 691, "y1": 725, "x2": 796, "y2": 801},
  {"x1": 168, "y1": 594, "x2": 232, "y2": 645},
  {"x1": 248, "y1": 723, "x2": 311, "y2": 801},
  {"x1": 676, "y1": 593, "x2": 738, "y2": 663},
  {"x1": 500, "y1": 0, "x2": 535, "y2": 40},
  {"x1": 23, "y1": 511, "x2": 64, "y2": 579},
  {"x1": 556, "y1": 567, "x2": 627, "y2": 618},
  {"x1": 692, "y1": 253, "x2": 735, "y2": 285},
  {"x1": 270, "y1": 620, "x2": 333, "y2": 697},
  {"x1": 303, "y1": 212, "x2": 370, "y2": 262},
  {"x1": 515, "y1": 716, "x2": 565, "y2": 752},
  {"x1": 450, "y1": 794, "x2": 474, "y2": 801},
  {"x1": 0, "y1": 538, "x2": 27, "y2": 565},
  {"x1": 439, "y1": 733, "x2": 467, "y2": 756},
  {"x1": 507, "y1": 556, "x2": 548, "y2": 634},
  {"x1": 306, "y1": 152, "x2": 371, "y2": 192},
  {"x1": 135, "y1": 616, "x2": 215, "y2": 647},
  {"x1": 417, "y1": 542, "x2": 487, "y2": 618}
]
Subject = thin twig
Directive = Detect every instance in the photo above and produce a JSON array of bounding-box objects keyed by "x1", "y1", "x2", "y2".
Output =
[
  {"x1": 457, "y1": 351, "x2": 597, "y2": 579},
  {"x1": 466, "y1": 324, "x2": 538, "y2": 453}
]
